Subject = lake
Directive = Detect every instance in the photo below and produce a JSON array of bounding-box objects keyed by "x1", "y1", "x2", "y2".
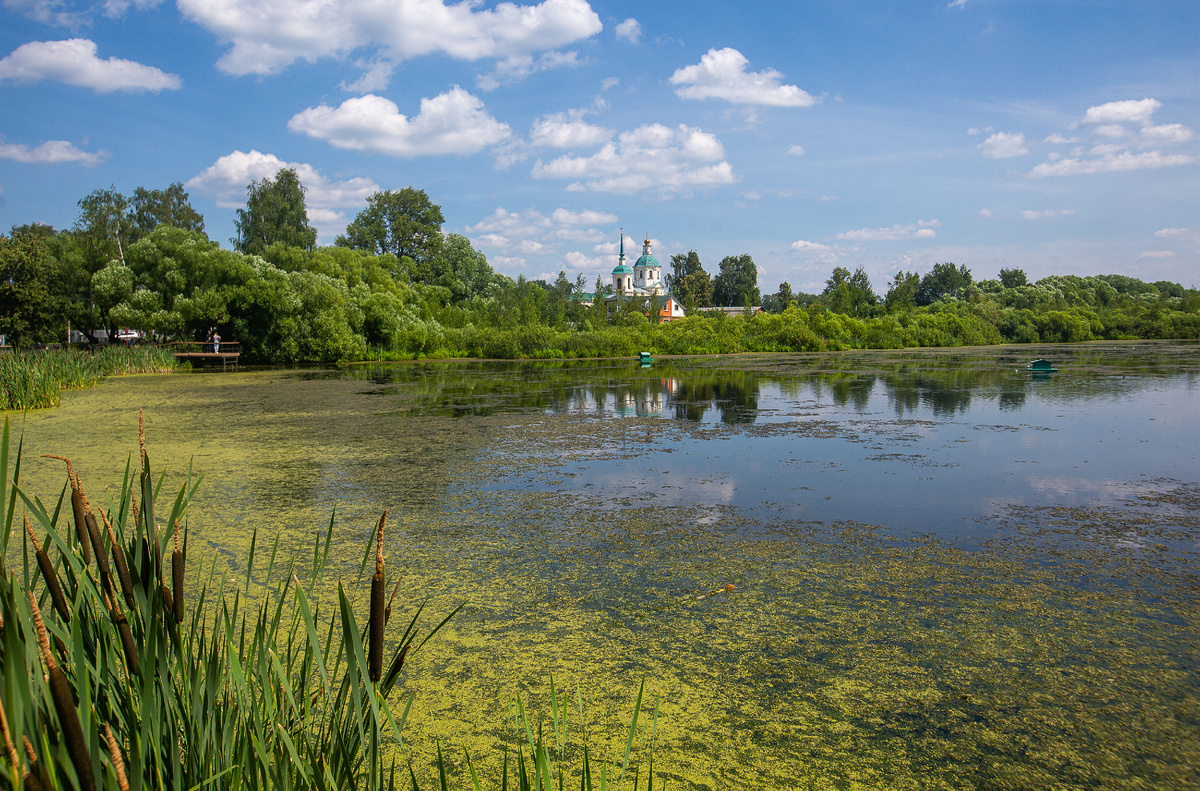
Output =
[{"x1": 10, "y1": 341, "x2": 1200, "y2": 789}]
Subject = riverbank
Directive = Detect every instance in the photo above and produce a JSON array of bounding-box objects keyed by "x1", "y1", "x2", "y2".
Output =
[{"x1": 0, "y1": 346, "x2": 179, "y2": 410}]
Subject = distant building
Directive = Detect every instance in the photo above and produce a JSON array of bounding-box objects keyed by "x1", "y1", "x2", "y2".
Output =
[{"x1": 605, "y1": 232, "x2": 684, "y2": 320}]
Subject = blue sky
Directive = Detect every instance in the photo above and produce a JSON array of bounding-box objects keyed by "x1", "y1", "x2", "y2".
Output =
[{"x1": 1, "y1": 0, "x2": 1197, "y2": 294}]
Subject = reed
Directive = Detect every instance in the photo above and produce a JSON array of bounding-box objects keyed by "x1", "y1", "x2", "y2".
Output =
[
  {"x1": 0, "y1": 416, "x2": 663, "y2": 790},
  {"x1": 0, "y1": 347, "x2": 179, "y2": 411}
]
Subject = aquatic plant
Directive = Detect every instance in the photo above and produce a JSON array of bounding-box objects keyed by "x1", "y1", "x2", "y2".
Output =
[
  {"x1": 0, "y1": 416, "x2": 662, "y2": 789},
  {"x1": 0, "y1": 347, "x2": 177, "y2": 411}
]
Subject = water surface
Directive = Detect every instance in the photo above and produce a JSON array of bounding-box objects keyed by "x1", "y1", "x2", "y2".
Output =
[{"x1": 9, "y1": 341, "x2": 1199, "y2": 789}]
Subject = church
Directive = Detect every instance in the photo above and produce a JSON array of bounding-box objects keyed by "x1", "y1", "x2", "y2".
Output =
[{"x1": 605, "y1": 232, "x2": 685, "y2": 320}]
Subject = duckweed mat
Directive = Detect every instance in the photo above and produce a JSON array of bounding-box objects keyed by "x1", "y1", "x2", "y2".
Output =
[{"x1": 7, "y1": 344, "x2": 1198, "y2": 789}]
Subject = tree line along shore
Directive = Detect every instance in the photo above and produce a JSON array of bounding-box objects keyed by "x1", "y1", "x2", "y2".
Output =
[{"x1": 2, "y1": 170, "x2": 1197, "y2": 367}]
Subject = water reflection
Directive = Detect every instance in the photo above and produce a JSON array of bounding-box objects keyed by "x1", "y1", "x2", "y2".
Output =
[{"x1": 328, "y1": 342, "x2": 1196, "y2": 424}]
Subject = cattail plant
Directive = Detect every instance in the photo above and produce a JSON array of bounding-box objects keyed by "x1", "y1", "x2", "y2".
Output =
[
  {"x1": 41, "y1": 454, "x2": 91, "y2": 565},
  {"x1": 172, "y1": 519, "x2": 185, "y2": 624},
  {"x1": 28, "y1": 591, "x2": 95, "y2": 791},
  {"x1": 24, "y1": 516, "x2": 69, "y2": 623},
  {"x1": 370, "y1": 511, "x2": 388, "y2": 683}
]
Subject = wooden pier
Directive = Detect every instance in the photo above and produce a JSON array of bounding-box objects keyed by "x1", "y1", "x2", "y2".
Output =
[{"x1": 172, "y1": 342, "x2": 240, "y2": 370}]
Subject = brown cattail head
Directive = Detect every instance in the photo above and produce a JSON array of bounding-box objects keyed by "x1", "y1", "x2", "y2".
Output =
[
  {"x1": 83, "y1": 507, "x2": 113, "y2": 596},
  {"x1": 102, "y1": 511, "x2": 137, "y2": 609},
  {"x1": 103, "y1": 725, "x2": 130, "y2": 791},
  {"x1": 139, "y1": 409, "x2": 146, "y2": 467},
  {"x1": 26, "y1": 520, "x2": 70, "y2": 623},
  {"x1": 171, "y1": 520, "x2": 184, "y2": 624},
  {"x1": 31, "y1": 591, "x2": 94, "y2": 791},
  {"x1": 383, "y1": 643, "x2": 411, "y2": 690},
  {"x1": 39, "y1": 457, "x2": 95, "y2": 568},
  {"x1": 159, "y1": 584, "x2": 174, "y2": 621},
  {"x1": 369, "y1": 511, "x2": 387, "y2": 682},
  {"x1": 105, "y1": 591, "x2": 140, "y2": 677}
]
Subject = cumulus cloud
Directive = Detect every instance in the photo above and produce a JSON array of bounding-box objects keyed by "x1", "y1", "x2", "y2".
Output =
[
  {"x1": 1020, "y1": 208, "x2": 1075, "y2": 220},
  {"x1": 1137, "y1": 250, "x2": 1176, "y2": 259},
  {"x1": 102, "y1": 0, "x2": 163, "y2": 17},
  {"x1": 185, "y1": 150, "x2": 379, "y2": 240},
  {"x1": 835, "y1": 220, "x2": 940, "y2": 241},
  {"x1": 529, "y1": 112, "x2": 613, "y2": 148},
  {"x1": 978, "y1": 131, "x2": 1027, "y2": 159},
  {"x1": 177, "y1": 0, "x2": 602, "y2": 78},
  {"x1": 1044, "y1": 133, "x2": 1077, "y2": 144},
  {"x1": 0, "y1": 136, "x2": 105, "y2": 165},
  {"x1": 787, "y1": 144, "x2": 805, "y2": 156},
  {"x1": 1030, "y1": 149, "x2": 1196, "y2": 177},
  {"x1": 1031, "y1": 98, "x2": 1197, "y2": 177},
  {"x1": 1082, "y1": 98, "x2": 1161, "y2": 126},
  {"x1": 669, "y1": 47, "x2": 816, "y2": 107},
  {"x1": 1141, "y1": 123, "x2": 1194, "y2": 145},
  {"x1": 288, "y1": 88, "x2": 511, "y2": 157},
  {"x1": 0, "y1": 39, "x2": 181, "y2": 92},
  {"x1": 615, "y1": 18, "x2": 641, "y2": 43},
  {"x1": 466, "y1": 205, "x2": 619, "y2": 271},
  {"x1": 532, "y1": 123, "x2": 736, "y2": 195},
  {"x1": 789, "y1": 239, "x2": 843, "y2": 263}
]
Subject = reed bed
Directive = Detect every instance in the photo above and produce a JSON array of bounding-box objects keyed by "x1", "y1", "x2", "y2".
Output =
[
  {"x1": 0, "y1": 416, "x2": 662, "y2": 790},
  {"x1": 0, "y1": 347, "x2": 178, "y2": 411}
]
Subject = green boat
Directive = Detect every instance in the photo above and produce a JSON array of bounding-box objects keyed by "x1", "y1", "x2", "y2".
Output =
[{"x1": 1026, "y1": 358, "x2": 1058, "y2": 373}]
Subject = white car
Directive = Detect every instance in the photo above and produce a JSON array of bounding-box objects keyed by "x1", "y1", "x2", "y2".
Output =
[{"x1": 114, "y1": 329, "x2": 142, "y2": 343}]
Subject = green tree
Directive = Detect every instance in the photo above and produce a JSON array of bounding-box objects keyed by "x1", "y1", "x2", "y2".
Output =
[
  {"x1": 823, "y1": 266, "x2": 878, "y2": 316},
  {"x1": 234, "y1": 168, "x2": 317, "y2": 255},
  {"x1": 337, "y1": 188, "x2": 445, "y2": 271},
  {"x1": 0, "y1": 231, "x2": 64, "y2": 345},
  {"x1": 130, "y1": 182, "x2": 206, "y2": 242},
  {"x1": 998, "y1": 267, "x2": 1027, "y2": 288},
  {"x1": 916, "y1": 263, "x2": 973, "y2": 306},
  {"x1": 885, "y1": 271, "x2": 921, "y2": 313},
  {"x1": 713, "y1": 254, "x2": 760, "y2": 307},
  {"x1": 76, "y1": 187, "x2": 133, "y2": 267}
]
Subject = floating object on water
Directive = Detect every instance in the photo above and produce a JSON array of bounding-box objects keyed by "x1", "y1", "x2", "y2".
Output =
[
  {"x1": 639, "y1": 351, "x2": 654, "y2": 365},
  {"x1": 1026, "y1": 359, "x2": 1058, "y2": 373}
]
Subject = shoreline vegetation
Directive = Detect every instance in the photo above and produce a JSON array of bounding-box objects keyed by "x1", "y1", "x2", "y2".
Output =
[
  {"x1": 0, "y1": 347, "x2": 179, "y2": 411},
  {"x1": 2, "y1": 179, "x2": 1197, "y2": 375},
  {"x1": 0, "y1": 416, "x2": 661, "y2": 789}
]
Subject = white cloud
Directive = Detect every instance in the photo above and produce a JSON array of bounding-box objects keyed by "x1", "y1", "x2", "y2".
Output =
[
  {"x1": 177, "y1": 0, "x2": 602, "y2": 77},
  {"x1": 977, "y1": 209, "x2": 993, "y2": 218},
  {"x1": 978, "y1": 131, "x2": 1027, "y2": 159},
  {"x1": 529, "y1": 113, "x2": 613, "y2": 148},
  {"x1": 669, "y1": 47, "x2": 816, "y2": 107},
  {"x1": 477, "y1": 50, "x2": 581, "y2": 91},
  {"x1": 0, "y1": 136, "x2": 105, "y2": 165},
  {"x1": 0, "y1": 39, "x2": 181, "y2": 92},
  {"x1": 185, "y1": 150, "x2": 379, "y2": 241},
  {"x1": 1155, "y1": 227, "x2": 1195, "y2": 240},
  {"x1": 1082, "y1": 98, "x2": 1161, "y2": 126},
  {"x1": 1031, "y1": 98, "x2": 1198, "y2": 177},
  {"x1": 789, "y1": 239, "x2": 841, "y2": 264},
  {"x1": 615, "y1": 18, "x2": 641, "y2": 43},
  {"x1": 1030, "y1": 149, "x2": 1197, "y2": 177},
  {"x1": 1020, "y1": 208, "x2": 1075, "y2": 220},
  {"x1": 1137, "y1": 250, "x2": 1176, "y2": 259},
  {"x1": 787, "y1": 144, "x2": 805, "y2": 156},
  {"x1": 288, "y1": 88, "x2": 511, "y2": 157},
  {"x1": 102, "y1": 0, "x2": 162, "y2": 17},
  {"x1": 1044, "y1": 133, "x2": 1077, "y2": 144},
  {"x1": 835, "y1": 220, "x2": 940, "y2": 241},
  {"x1": 466, "y1": 205, "x2": 619, "y2": 272},
  {"x1": 532, "y1": 123, "x2": 737, "y2": 195},
  {"x1": 1141, "y1": 123, "x2": 1193, "y2": 146}
]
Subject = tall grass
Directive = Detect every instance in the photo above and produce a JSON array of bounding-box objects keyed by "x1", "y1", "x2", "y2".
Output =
[
  {"x1": 0, "y1": 416, "x2": 662, "y2": 789},
  {"x1": 0, "y1": 347, "x2": 178, "y2": 411}
]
